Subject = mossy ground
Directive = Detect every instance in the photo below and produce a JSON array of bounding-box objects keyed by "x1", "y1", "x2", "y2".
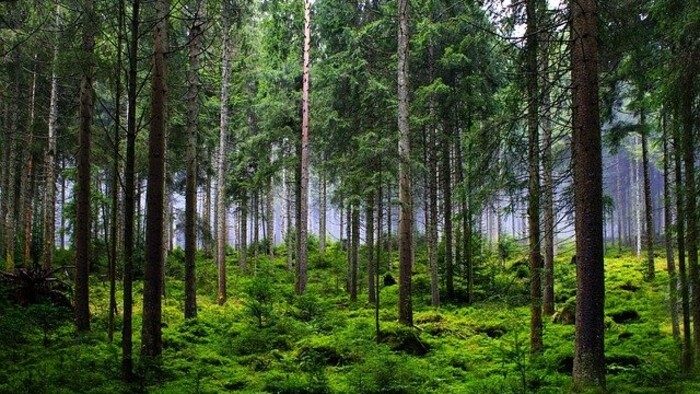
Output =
[{"x1": 1, "y1": 243, "x2": 697, "y2": 393}]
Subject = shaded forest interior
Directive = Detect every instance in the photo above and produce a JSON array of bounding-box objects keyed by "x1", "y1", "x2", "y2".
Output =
[{"x1": 1, "y1": 0, "x2": 699, "y2": 393}]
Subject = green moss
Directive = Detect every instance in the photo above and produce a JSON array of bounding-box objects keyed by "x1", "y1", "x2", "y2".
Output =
[{"x1": 2, "y1": 250, "x2": 698, "y2": 393}]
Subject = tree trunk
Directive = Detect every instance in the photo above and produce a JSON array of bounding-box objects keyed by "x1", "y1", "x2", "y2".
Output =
[
  {"x1": 571, "y1": 0, "x2": 605, "y2": 388},
  {"x1": 253, "y1": 192, "x2": 259, "y2": 255},
  {"x1": 674, "y1": 122, "x2": 692, "y2": 374},
  {"x1": 74, "y1": 0, "x2": 96, "y2": 332},
  {"x1": 526, "y1": 0, "x2": 543, "y2": 355},
  {"x1": 350, "y1": 203, "x2": 359, "y2": 302},
  {"x1": 108, "y1": 1, "x2": 125, "y2": 342},
  {"x1": 184, "y1": 0, "x2": 204, "y2": 319},
  {"x1": 120, "y1": 0, "x2": 141, "y2": 372},
  {"x1": 397, "y1": 0, "x2": 412, "y2": 326},
  {"x1": 240, "y1": 191, "x2": 248, "y2": 270},
  {"x1": 267, "y1": 177, "x2": 274, "y2": 256},
  {"x1": 426, "y1": 140, "x2": 440, "y2": 305},
  {"x1": 17, "y1": 55, "x2": 36, "y2": 269},
  {"x1": 633, "y1": 145, "x2": 642, "y2": 256},
  {"x1": 427, "y1": 104, "x2": 439, "y2": 307},
  {"x1": 122, "y1": 1, "x2": 139, "y2": 362},
  {"x1": 441, "y1": 130, "x2": 454, "y2": 301},
  {"x1": 4, "y1": 49, "x2": 21, "y2": 272},
  {"x1": 616, "y1": 155, "x2": 623, "y2": 252},
  {"x1": 141, "y1": 0, "x2": 168, "y2": 360},
  {"x1": 662, "y1": 118, "x2": 680, "y2": 340},
  {"x1": 162, "y1": 156, "x2": 170, "y2": 298},
  {"x1": 203, "y1": 174, "x2": 212, "y2": 256},
  {"x1": 376, "y1": 183, "x2": 383, "y2": 341},
  {"x1": 345, "y1": 201, "x2": 351, "y2": 292},
  {"x1": 60, "y1": 158, "x2": 66, "y2": 250},
  {"x1": 296, "y1": 0, "x2": 311, "y2": 294},
  {"x1": 641, "y1": 112, "x2": 655, "y2": 280},
  {"x1": 285, "y1": 169, "x2": 293, "y2": 271},
  {"x1": 21, "y1": 57, "x2": 37, "y2": 268},
  {"x1": 681, "y1": 60, "x2": 700, "y2": 364},
  {"x1": 542, "y1": 52, "x2": 555, "y2": 316},
  {"x1": 367, "y1": 192, "x2": 376, "y2": 304},
  {"x1": 319, "y1": 172, "x2": 327, "y2": 253},
  {"x1": 217, "y1": 7, "x2": 233, "y2": 305},
  {"x1": 43, "y1": 2, "x2": 60, "y2": 270},
  {"x1": 0, "y1": 103, "x2": 7, "y2": 262},
  {"x1": 386, "y1": 185, "x2": 393, "y2": 269}
]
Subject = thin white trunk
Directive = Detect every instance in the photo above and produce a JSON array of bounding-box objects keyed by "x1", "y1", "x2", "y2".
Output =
[
  {"x1": 296, "y1": 0, "x2": 311, "y2": 294},
  {"x1": 217, "y1": 15, "x2": 233, "y2": 305}
]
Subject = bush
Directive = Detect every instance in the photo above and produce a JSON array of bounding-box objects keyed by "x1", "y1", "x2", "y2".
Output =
[
  {"x1": 262, "y1": 371, "x2": 330, "y2": 394},
  {"x1": 227, "y1": 317, "x2": 307, "y2": 356},
  {"x1": 412, "y1": 274, "x2": 431, "y2": 297},
  {"x1": 243, "y1": 276, "x2": 276, "y2": 328},
  {"x1": 292, "y1": 291, "x2": 325, "y2": 322},
  {"x1": 346, "y1": 352, "x2": 430, "y2": 394},
  {"x1": 296, "y1": 335, "x2": 359, "y2": 367}
]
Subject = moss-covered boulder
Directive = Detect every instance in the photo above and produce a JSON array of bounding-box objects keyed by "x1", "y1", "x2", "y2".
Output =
[
  {"x1": 552, "y1": 297, "x2": 576, "y2": 325},
  {"x1": 379, "y1": 325, "x2": 430, "y2": 356}
]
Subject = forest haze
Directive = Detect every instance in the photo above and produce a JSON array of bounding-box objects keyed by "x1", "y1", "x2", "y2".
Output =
[{"x1": 0, "y1": 0, "x2": 699, "y2": 393}]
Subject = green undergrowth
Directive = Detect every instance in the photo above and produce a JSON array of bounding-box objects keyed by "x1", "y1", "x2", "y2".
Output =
[{"x1": 1, "y1": 246, "x2": 697, "y2": 393}]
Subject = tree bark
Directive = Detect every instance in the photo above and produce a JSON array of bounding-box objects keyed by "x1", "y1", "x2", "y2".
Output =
[
  {"x1": 141, "y1": 0, "x2": 168, "y2": 359},
  {"x1": 285, "y1": 168, "x2": 293, "y2": 271},
  {"x1": 20, "y1": 57, "x2": 37, "y2": 268},
  {"x1": 526, "y1": 0, "x2": 543, "y2": 355},
  {"x1": 108, "y1": 1, "x2": 125, "y2": 342},
  {"x1": 267, "y1": 176, "x2": 274, "y2": 256},
  {"x1": 296, "y1": 0, "x2": 311, "y2": 294},
  {"x1": 319, "y1": 172, "x2": 327, "y2": 253},
  {"x1": 60, "y1": 158, "x2": 66, "y2": 250},
  {"x1": 350, "y1": 203, "x2": 359, "y2": 302},
  {"x1": 571, "y1": 0, "x2": 605, "y2": 388},
  {"x1": 441, "y1": 134, "x2": 454, "y2": 301},
  {"x1": 662, "y1": 118, "x2": 680, "y2": 340},
  {"x1": 184, "y1": 0, "x2": 204, "y2": 319},
  {"x1": 253, "y1": 192, "x2": 259, "y2": 255},
  {"x1": 674, "y1": 123, "x2": 692, "y2": 374},
  {"x1": 616, "y1": 155, "x2": 623, "y2": 252},
  {"x1": 376, "y1": 184, "x2": 383, "y2": 341},
  {"x1": 203, "y1": 174, "x2": 212, "y2": 256},
  {"x1": 74, "y1": 0, "x2": 96, "y2": 332},
  {"x1": 633, "y1": 144, "x2": 642, "y2": 256},
  {"x1": 641, "y1": 111, "x2": 655, "y2": 280},
  {"x1": 681, "y1": 59, "x2": 700, "y2": 364},
  {"x1": 240, "y1": 191, "x2": 248, "y2": 270},
  {"x1": 542, "y1": 48, "x2": 555, "y2": 317},
  {"x1": 217, "y1": 6, "x2": 233, "y2": 305},
  {"x1": 367, "y1": 192, "x2": 376, "y2": 304},
  {"x1": 387, "y1": 185, "x2": 392, "y2": 269},
  {"x1": 397, "y1": 0, "x2": 412, "y2": 326},
  {"x1": 121, "y1": 0, "x2": 139, "y2": 380},
  {"x1": 427, "y1": 109, "x2": 439, "y2": 307},
  {"x1": 4, "y1": 48, "x2": 21, "y2": 272},
  {"x1": 43, "y1": 2, "x2": 60, "y2": 271},
  {"x1": 0, "y1": 102, "x2": 8, "y2": 262}
]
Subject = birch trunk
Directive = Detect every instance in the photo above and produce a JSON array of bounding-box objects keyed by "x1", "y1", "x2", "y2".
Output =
[
  {"x1": 397, "y1": 0, "x2": 413, "y2": 325},
  {"x1": 216, "y1": 8, "x2": 233, "y2": 305},
  {"x1": 295, "y1": 0, "x2": 311, "y2": 294},
  {"x1": 640, "y1": 114, "x2": 655, "y2": 280}
]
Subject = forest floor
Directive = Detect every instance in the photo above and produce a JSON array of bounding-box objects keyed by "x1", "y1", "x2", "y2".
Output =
[{"x1": 1, "y1": 243, "x2": 698, "y2": 393}]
